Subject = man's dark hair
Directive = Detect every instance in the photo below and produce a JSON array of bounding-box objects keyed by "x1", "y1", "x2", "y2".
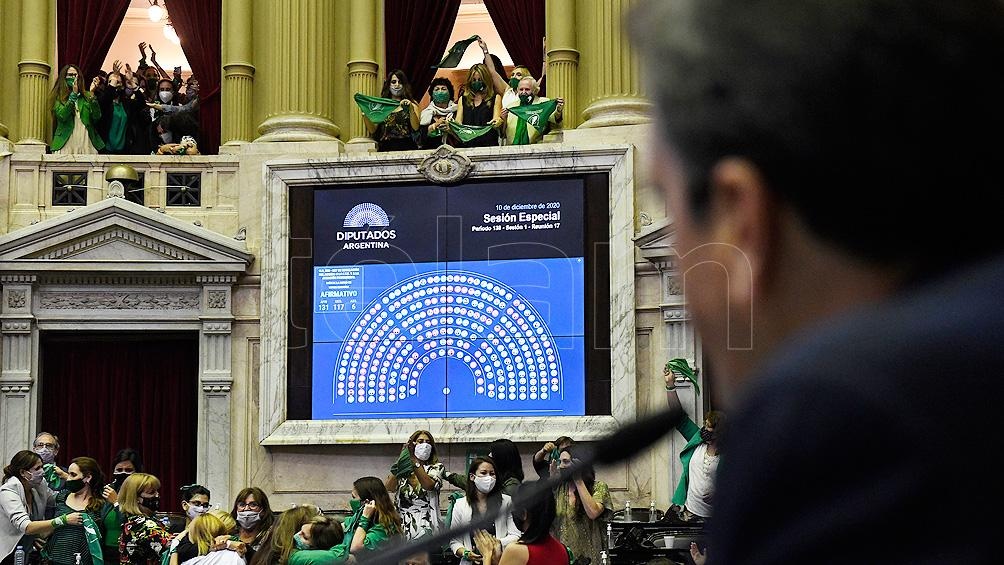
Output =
[{"x1": 629, "y1": 0, "x2": 1004, "y2": 271}]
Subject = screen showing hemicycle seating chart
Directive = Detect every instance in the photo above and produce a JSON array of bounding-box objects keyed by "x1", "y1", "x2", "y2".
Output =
[{"x1": 311, "y1": 179, "x2": 586, "y2": 419}]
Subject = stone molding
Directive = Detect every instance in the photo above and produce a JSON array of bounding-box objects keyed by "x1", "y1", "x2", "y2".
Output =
[{"x1": 37, "y1": 291, "x2": 201, "y2": 311}]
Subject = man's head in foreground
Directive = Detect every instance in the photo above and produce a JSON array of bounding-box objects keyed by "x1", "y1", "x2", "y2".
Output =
[{"x1": 630, "y1": 0, "x2": 1004, "y2": 404}]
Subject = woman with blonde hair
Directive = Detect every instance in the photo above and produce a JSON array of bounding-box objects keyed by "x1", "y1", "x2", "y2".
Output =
[
  {"x1": 1, "y1": 451, "x2": 82, "y2": 565},
  {"x1": 454, "y1": 62, "x2": 502, "y2": 148},
  {"x1": 118, "y1": 473, "x2": 174, "y2": 565},
  {"x1": 170, "y1": 512, "x2": 244, "y2": 565},
  {"x1": 386, "y1": 430, "x2": 443, "y2": 540}
]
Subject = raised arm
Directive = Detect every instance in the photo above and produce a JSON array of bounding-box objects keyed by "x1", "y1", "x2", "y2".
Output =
[{"x1": 479, "y1": 38, "x2": 509, "y2": 95}]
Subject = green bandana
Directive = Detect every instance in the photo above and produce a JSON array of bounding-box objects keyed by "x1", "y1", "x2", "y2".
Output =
[
  {"x1": 665, "y1": 358, "x2": 701, "y2": 395},
  {"x1": 436, "y1": 35, "x2": 480, "y2": 69},
  {"x1": 390, "y1": 446, "x2": 415, "y2": 478},
  {"x1": 82, "y1": 513, "x2": 104, "y2": 565},
  {"x1": 448, "y1": 121, "x2": 494, "y2": 143},
  {"x1": 354, "y1": 93, "x2": 401, "y2": 124},
  {"x1": 507, "y1": 98, "x2": 558, "y2": 145}
]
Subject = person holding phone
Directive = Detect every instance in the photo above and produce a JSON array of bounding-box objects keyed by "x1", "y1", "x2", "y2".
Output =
[{"x1": 532, "y1": 437, "x2": 573, "y2": 479}]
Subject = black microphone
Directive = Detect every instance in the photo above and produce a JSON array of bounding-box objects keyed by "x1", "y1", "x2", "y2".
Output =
[{"x1": 359, "y1": 406, "x2": 685, "y2": 564}]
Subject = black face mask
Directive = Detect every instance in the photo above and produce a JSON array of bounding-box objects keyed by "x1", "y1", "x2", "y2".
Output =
[
  {"x1": 64, "y1": 478, "x2": 87, "y2": 493},
  {"x1": 112, "y1": 472, "x2": 130, "y2": 491},
  {"x1": 146, "y1": 79, "x2": 158, "y2": 91},
  {"x1": 699, "y1": 427, "x2": 716, "y2": 443},
  {"x1": 140, "y1": 496, "x2": 160, "y2": 512}
]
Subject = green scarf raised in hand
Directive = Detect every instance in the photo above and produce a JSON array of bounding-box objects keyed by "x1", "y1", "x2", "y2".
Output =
[
  {"x1": 354, "y1": 93, "x2": 401, "y2": 124},
  {"x1": 436, "y1": 35, "x2": 480, "y2": 69}
]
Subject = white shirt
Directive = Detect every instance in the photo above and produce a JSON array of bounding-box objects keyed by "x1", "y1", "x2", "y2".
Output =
[
  {"x1": 449, "y1": 494, "x2": 521, "y2": 565},
  {"x1": 685, "y1": 443, "x2": 718, "y2": 518}
]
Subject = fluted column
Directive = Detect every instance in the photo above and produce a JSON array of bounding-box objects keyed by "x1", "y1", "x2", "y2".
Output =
[
  {"x1": 545, "y1": 0, "x2": 579, "y2": 128},
  {"x1": 346, "y1": 0, "x2": 379, "y2": 145},
  {"x1": 256, "y1": 0, "x2": 340, "y2": 142},
  {"x1": 17, "y1": 0, "x2": 51, "y2": 146},
  {"x1": 577, "y1": 0, "x2": 649, "y2": 128},
  {"x1": 221, "y1": 0, "x2": 255, "y2": 145}
]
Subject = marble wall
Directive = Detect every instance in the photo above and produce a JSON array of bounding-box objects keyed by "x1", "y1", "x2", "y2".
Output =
[{"x1": 0, "y1": 124, "x2": 705, "y2": 512}]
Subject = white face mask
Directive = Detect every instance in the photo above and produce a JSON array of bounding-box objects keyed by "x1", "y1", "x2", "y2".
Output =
[
  {"x1": 24, "y1": 468, "x2": 44, "y2": 487},
  {"x1": 34, "y1": 447, "x2": 55, "y2": 465},
  {"x1": 474, "y1": 475, "x2": 496, "y2": 494},
  {"x1": 186, "y1": 504, "x2": 209, "y2": 521},
  {"x1": 159, "y1": 91, "x2": 173, "y2": 103},
  {"x1": 414, "y1": 443, "x2": 433, "y2": 461},
  {"x1": 389, "y1": 84, "x2": 403, "y2": 96},
  {"x1": 237, "y1": 510, "x2": 261, "y2": 530}
]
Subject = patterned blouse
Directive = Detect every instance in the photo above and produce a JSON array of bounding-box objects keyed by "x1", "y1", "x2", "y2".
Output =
[
  {"x1": 552, "y1": 481, "x2": 612, "y2": 565},
  {"x1": 379, "y1": 107, "x2": 415, "y2": 142},
  {"x1": 119, "y1": 513, "x2": 174, "y2": 565},
  {"x1": 396, "y1": 462, "x2": 444, "y2": 540}
]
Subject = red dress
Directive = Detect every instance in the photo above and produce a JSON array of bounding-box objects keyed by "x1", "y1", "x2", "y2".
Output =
[{"x1": 525, "y1": 535, "x2": 570, "y2": 565}]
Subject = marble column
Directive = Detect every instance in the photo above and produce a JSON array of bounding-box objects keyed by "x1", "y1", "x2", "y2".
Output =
[
  {"x1": 577, "y1": 0, "x2": 650, "y2": 128},
  {"x1": 256, "y1": 0, "x2": 340, "y2": 142},
  {"x1": 545, "y1": 0, "x2": 579, "y2": 128},
  {"x1": 16, "y1": 0, "x2": 51, "y2": 148},
  {"x1": 221, "y1": 0, "x2": 255, "y2": 146},
  {"x1": 0, "y1": 275, "x2": 38, "y2": 461},
  {"x1": 197, "y1": 275, "x2": 236, "y2": 505},
  {"x1": 346, "y1": 0, "x2": 379, "y2": 146}
]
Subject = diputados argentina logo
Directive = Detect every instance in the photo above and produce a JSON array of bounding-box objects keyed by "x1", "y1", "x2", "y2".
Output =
[{"x1": 338, "y1": 203, "x2": 397, "y2": 250}]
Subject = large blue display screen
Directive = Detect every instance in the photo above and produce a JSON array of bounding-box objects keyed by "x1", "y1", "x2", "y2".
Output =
[{"x1": 311, "y1": 180, "x2": 586, "y2": 419}]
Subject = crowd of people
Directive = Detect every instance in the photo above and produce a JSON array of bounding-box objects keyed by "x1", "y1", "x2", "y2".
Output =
[
  {"x1": 360, "y1": 39, "x2": 564, "y2": 152},
  {"x1": 48, "y1": 43, "x2": 201, "y2": 156},
  {"x1": 3, "y1": 429, "x2": 679, "y2": 565}
]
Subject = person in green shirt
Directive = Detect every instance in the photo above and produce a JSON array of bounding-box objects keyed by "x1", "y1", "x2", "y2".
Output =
[
  {"x1": 663, "y1": 364, "x2": 725, "y2": 522},
  {"x1": 48, "y1": 64, "x2": 105, "y2": 154},
  {"x1": 288, "y1": 477, "x2": 401, "y2": 565}
]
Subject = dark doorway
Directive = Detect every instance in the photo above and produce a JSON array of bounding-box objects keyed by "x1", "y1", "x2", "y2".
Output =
[{"x1": 39, "y1": 332, "x2": 199, "y2": 512}]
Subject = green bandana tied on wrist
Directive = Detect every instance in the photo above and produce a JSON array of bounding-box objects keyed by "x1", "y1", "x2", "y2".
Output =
[{"x1": 354, "y1": 93, "x2": 401, "y2": 124}]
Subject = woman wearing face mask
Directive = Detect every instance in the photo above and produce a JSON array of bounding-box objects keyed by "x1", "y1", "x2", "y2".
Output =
[
  {"x1": 48, "y1": 64, "x2": 105, "y2": 154},
  {"x1": 100, "y1": 448, "x2": 143, "y2": 565},
  {"x1": 365, "y1": 70, "x2": 420, "y2": 152},
  {"x1": 170, "y1": 512, "x2": 244, "y2": 565},
  {"x1": 43, "y1": 457, "x2": 111, "y2": 565},
  {"x1": 449, "y1": 457, "x2": 520, "y2": 565},
  {"x1": 472, "y1": 481, "x2": 571, "y2": 565},
  {"x1": 175, "y1": 485, "x2": 210, "y2": 533},
  {"x1": 551, "y1": 447, "x2": 610, "y2": 565},
  {"x1": 663, "y1": 366, "x2": 724, "y2": 523},
  {"x1": 387, "y1": 430, "x2": 444, "y2": 541},
  {"x1": 1, "y1": 451, "x2": 83, "y2": 565},
  {"x1": 454, "y1": 50, "x2": 503, "y2": 148},
  {"x1": 229, "y1": 487, "x2": 275, "y2": 562},
  {"x1": 118, "y1": 473, "x2": 174, "y2": 565},
  {"x1": 286, "y1": 479, "x2": 399, "y2": 565},
  {"x1": 419, "y1": 78, "x2": 457, "y2": 148},
  {"x1": 250, "y1": 504, "x2": 337, "y2": 565}
]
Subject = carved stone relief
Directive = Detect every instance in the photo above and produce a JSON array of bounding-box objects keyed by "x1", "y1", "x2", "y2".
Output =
[{"x1": 37, "y1": 291, "x2": 201, "y2": 310}]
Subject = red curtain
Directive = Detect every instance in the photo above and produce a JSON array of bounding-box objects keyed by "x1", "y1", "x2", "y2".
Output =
[
  {"x1": 56, "y1": 0, "x2": 131, "y2": 82},
  {"x1": 385, "y1": 0, "x2": 462, "y2": 98},
  {"x1": 483, "y1": 0, "x2": 545, "y2": 81},
  {"x1": 40, "y1": 333, "x2": 199, "y2": 514},
  {"x1": 163, "y1": 0, "x2": 222, "y2": 154}
]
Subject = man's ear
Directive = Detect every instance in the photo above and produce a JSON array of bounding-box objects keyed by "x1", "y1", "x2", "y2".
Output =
[{"x1": 707, "y1": 157, "x2": 774, "y2": 308}]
